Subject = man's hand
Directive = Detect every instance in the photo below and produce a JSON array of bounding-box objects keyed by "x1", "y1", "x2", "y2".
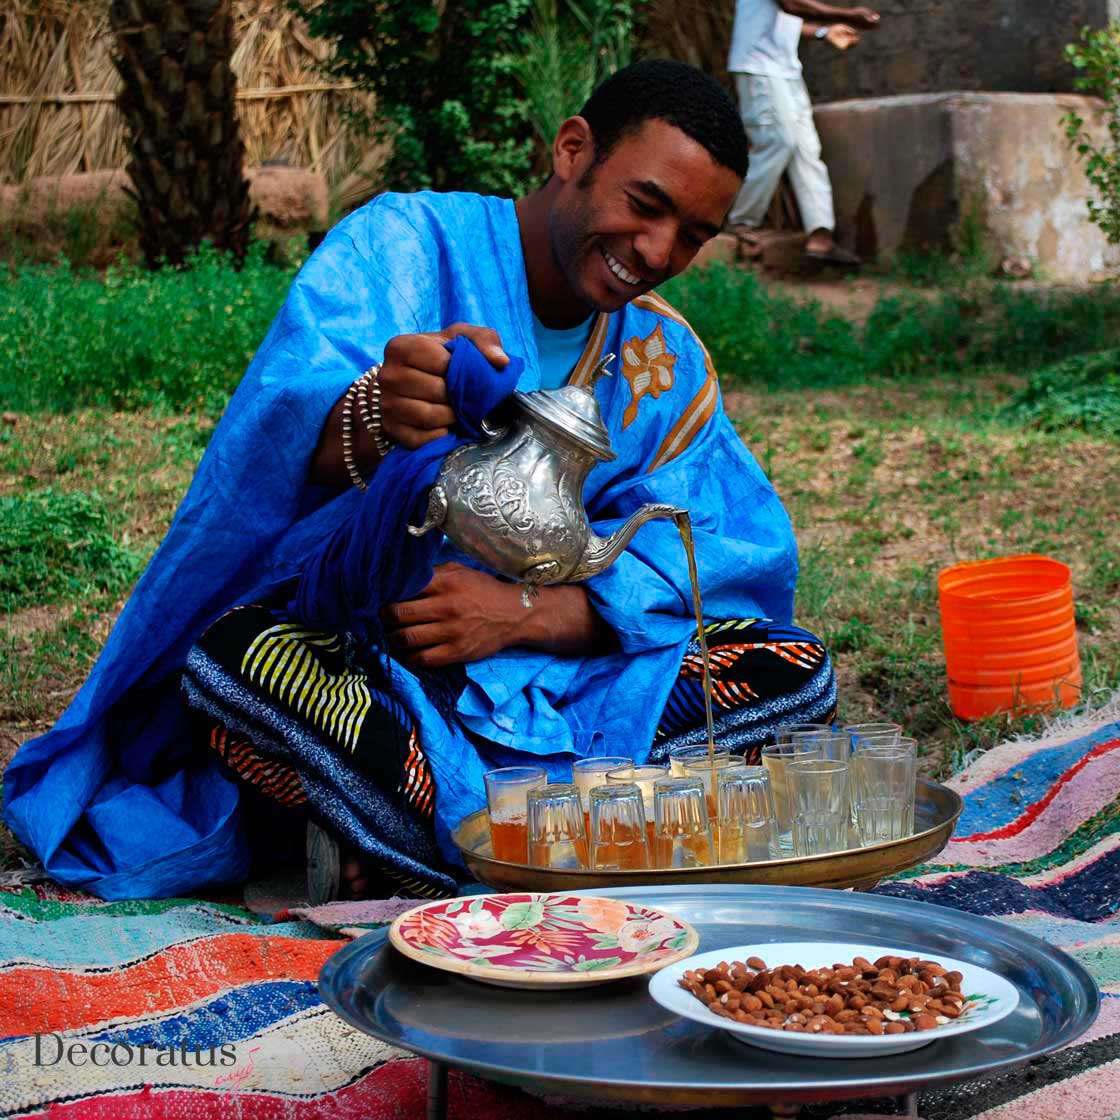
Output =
[
  {"x1": 848, "y1": 7, "x2": 880, "y2": 29},
  {"x1": 381, "y1": 563, "x2": 618, "y2": 667},
  {"x1": 379, "y1": 323, "x2": 510, "y2": 450},
  {"x1": 826, "y1": 23, "x2": 861, "y2": 50}
]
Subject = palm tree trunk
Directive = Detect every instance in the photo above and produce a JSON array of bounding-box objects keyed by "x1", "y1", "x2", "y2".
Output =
[{"x1": 108, "y1": 0, "x2": 254, "y2": 268}]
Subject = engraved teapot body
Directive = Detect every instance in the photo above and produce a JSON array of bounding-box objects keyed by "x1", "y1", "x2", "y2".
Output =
[{"x1": 409, "y1": 356, "x2": 681, "y2": 604}]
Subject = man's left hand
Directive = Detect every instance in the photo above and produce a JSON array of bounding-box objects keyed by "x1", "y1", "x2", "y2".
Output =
[
  {"x1": 382, "y1": 563, "x2": 523, "y2": 668},
  {"x1": 826, "y1": 24, "x2": 861, "y2": 50}
]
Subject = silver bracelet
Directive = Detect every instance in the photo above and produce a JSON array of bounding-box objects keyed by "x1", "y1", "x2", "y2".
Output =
[
  {"x1": 341, "y1": 378, "x2": 368, "y2": 491},
  {"x1": 358, "y1": 363, "x2": 393, "y2": 458}
]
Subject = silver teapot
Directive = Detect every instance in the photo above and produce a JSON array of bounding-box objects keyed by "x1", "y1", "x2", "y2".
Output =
[{"x1": 409, "y1": 354, "x2": 682, "y2": 606}]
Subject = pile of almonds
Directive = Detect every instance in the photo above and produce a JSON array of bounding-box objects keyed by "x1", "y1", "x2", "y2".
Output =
[{"x1": 679, "y1": 954, "x2": 969, "y2": 1035}]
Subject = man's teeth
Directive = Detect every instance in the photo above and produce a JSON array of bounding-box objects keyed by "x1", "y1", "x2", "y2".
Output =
[{"x1": 603, "y1": 249, "x2": 641, "y2": 286}]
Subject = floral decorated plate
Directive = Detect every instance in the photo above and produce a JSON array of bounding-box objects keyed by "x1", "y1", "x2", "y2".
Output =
[
  {"x1": 649, "y1": 941, "x2": 1020, "y2": 1057},
  {"x1": 388, "y1": 893, "x2": 699, "y2": 989}
]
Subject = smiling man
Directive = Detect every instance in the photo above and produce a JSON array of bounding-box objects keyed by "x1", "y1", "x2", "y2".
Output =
[{"x1": 4, "y1": 61, "x2": 836, "y2": 903}]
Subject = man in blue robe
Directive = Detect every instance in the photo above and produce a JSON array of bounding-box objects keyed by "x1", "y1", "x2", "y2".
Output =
[{"x1": 3, "y1": 61, "x2": 835, "y2": 901}]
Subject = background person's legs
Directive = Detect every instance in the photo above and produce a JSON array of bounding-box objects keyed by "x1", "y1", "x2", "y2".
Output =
[{"x1": 727, "y1": 73, "x2": 796, "y2": 231}]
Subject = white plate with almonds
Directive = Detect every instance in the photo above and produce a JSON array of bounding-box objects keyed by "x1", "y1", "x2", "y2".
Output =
[{"x1": 648, "y1": 941, "x2": 1020, "y2": 1057}]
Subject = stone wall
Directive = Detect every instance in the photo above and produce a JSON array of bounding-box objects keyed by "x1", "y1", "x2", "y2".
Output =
[
  {"x1": 814, "y1": 92, "x2": 1120, "y2": 280},
  {"x1": 801, "y1": 0, "x2": 1117, "y2": 102}
]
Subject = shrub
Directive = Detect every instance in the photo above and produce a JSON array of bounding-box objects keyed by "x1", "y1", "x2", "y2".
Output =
[
  {"x1": 0, "y1": 242, "x2": 295, "y2": 414},
  {"x1": 0, "y1": 489, "x2": 142, "y2": 610},
  {"x1": 1063, "y1": 22, "x2": 1120, "y2": 248},
  {"x1": 1001, "y1": 349, "x2": 1120, "y2": 436}
]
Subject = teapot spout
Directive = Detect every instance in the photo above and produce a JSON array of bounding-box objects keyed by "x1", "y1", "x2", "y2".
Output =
[{"x1": 571, "y1": 504, "x2": 685, "y2": 580}]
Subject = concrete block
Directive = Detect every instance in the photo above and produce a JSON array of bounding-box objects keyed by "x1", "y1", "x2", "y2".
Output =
[{"x1": 814, "y1": 92, "x2": 1120, "y2": 281}]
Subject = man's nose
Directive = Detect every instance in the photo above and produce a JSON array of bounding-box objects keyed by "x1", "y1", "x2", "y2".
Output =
[{"x1": 633, "y1": 222, "x2": 675, "y2": 275}]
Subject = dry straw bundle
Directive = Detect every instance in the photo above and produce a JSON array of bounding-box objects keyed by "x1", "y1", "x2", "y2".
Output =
[{"x1": 0, "y1": 0, "x2": 376, "y2": 189}]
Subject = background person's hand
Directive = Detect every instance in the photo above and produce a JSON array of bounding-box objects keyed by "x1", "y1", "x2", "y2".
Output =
[
  {"x1": 378, "y1": 323, "x2": 510, "y2": 450},
  {"x1": 826, "y1": 24, "x2": 861, "y2": 50},
  {"x1": 381, "y1": 563, "x2": 523, "y2": 667},
  {"x1": 848, "y1": 7, "x2": 880, "y2": 29}
]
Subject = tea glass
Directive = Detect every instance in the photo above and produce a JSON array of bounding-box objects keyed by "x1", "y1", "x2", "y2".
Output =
[
  {"x1": 851, "y1": 746, "x2": 915, "y2": 846},
  {"x1": 484, "y1": 765, "x2": 547, "y2": 863},
  {"x1": 787, "y1": 758, "x2": 850, "y2": 857},
  {"x1": 681, "y1": 751, "x2": 748, "y2": 817},
  {"x1": 761, "y1": 740, "x2": 825, "y2": 850},
  {"x1": 669, "y1": 743, "x2": 730, "y2": 778},
  {"x1": 844, "y1": 722, "x2": 903, "y2": 751},
  {"x1": 588, "y1": 783, "x2": 651, "y2": 870},
  {"x1": 774, "y1": 721, "x2": 834, "y2": 743},
  {"x1": 652, "y1": 777, "x2": 715, "y2": 869},
  {"x1": 606, "y1": 764, "x2": 669, "y2": 842},
  {"x1": 572, "y1": 755, "x2": 633, "y2": 819},
  {"x1": 526, "y1": 783, "x2": 588, "y2": 869},
  {"x1": 716, "y1": 766, "x2": 777, "y2": 864}
]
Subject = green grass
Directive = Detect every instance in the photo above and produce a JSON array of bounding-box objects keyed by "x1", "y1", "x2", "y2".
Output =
[{"x1": 0, "y1": 242, "x2": 299, "y2": 415}]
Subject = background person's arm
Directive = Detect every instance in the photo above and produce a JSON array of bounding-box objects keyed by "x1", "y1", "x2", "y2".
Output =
[{"x1": 778, "y1": 0, "x2": 880, "y2": 29}]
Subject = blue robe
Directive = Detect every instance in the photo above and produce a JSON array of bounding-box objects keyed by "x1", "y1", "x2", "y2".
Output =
[{"x1": 3, "y1": 192, "x2": 798, "y2": 898}]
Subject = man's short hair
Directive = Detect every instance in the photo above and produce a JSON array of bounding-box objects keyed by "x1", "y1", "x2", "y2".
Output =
[{"x1": 578, "y1": 59, "x2": 748, "y2": 179}]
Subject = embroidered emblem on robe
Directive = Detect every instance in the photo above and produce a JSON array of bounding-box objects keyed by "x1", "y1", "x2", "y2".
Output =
[{"x1": 621, "y1": 322, "x2": 677, "y2": 428}]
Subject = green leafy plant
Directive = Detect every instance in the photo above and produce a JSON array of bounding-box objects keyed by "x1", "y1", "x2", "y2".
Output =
[
  {"x1": 1001, "y1": 349, "x2": 1120, "y2": 436},
  {"x1": 0, "y1": 490, "x2": 142, "y2": 610},
  {"x1": 291, "y1": 0, "x2": 537, "y2": 196},
  {"x1": 1063, "y1": 22, "x2": 1120, "y2": 246},
  {"x1": 511, "y1": 0, "x2": 641, "y2": 151}
]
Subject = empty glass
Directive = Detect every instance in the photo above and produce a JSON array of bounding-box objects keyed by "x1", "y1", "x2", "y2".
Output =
[
  {"x1": 606, "y1": 764, "x2": 669, "y2": 842},
  {"x1": 716, "y1": 766, "x2": 777, "y2": 864},
  {"x1": 844, "y1": 722, "x2": 903, "y2": 751},
  {"x1": 774, "y1": 721, "x2": 834, "y2": 743},
  {"x1": 526, "y1": 783, "x2": 588, "y2": 869},
  {"x1": 652, "y1": 777, "x2": 715, "y2": 868},
  {"x1": 588, "y1": 783, "x2": 651, "y2": 870},
  {"x1": 789, "y1": 730, "x2": 850, "y2": 763},
  {"x1": 851, "y1": 746, "x2": 915, "y2": 846},
  {"x1": 761, "y1": 740, "x2": 824, "y2": 850},
  {"x1": 485, "y1": 765, "x2": 547, "y2": 863},
  {"x1": 669, "y1": 744, "x2": 730, "y2": 777},
  {"x1": 787, "y1": 758, "x2": 850, "y2": 856}
]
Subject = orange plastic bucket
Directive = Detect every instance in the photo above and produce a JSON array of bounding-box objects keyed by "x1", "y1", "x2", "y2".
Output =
[{"x1": 937, "y1": 554, "x2": 1081, "y2": 721}]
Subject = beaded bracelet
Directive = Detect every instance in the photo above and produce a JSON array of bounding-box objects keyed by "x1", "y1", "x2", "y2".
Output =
[
  {"x1": 341, "y1": 377, "x2": 368, "y2": 491},
  {"x1": 358, "y1": 364, "x2": 393, "y2": 459}
]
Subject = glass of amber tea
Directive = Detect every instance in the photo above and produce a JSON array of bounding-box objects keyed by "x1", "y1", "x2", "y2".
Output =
[
  {"x1": 485, "y1": 766, "x2": 546, "y2": 863},
  {"x1": 668, "y1": 743, "x2": 730, "y2": 778},
  {"x1": 716, "y1": 766, "x2": 778, "y2": 864},
  {"x1": 652, "y1": 777, "x2": 715, "y2": 869},
  {"x1": 589, "y1": 783, "x2": 651, "y2": 870},
  {"x1": 572, "y1": 756, "x2": 633, "y2": 835},
  {"x1": 526, "y1": 783, "x2": 589, "y2": 869},
  {"x1": 606, "y1": 764, "x2": 669, "y2": 846}
]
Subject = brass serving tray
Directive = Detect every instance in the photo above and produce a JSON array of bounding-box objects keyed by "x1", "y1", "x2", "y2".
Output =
[{"x1": 452, "y1": 777, "x2": 961, "y2": 892}]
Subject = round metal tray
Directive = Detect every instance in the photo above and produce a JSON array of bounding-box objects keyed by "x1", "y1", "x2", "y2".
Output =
[
  {"x1": 319, "y1": 884, "x2": 1099, "y2": 1110},
  {"x1": 451, "y1": 777, "x2": 961, "y2": 892}
]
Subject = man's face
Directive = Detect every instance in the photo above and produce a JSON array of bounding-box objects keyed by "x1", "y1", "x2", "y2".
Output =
[{"x1": 548, "y1": 117, "x2": 741, "y2": 313}]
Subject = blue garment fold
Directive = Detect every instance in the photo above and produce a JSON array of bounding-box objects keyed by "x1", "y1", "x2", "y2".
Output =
[{"x1": 287, "y1": 337, "x2": 521, "y2": 644}]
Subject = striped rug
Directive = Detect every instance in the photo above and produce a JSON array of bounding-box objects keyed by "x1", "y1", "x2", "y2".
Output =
[{"x1": 1, "y1": 705, "x2": 1117, "y2": 1119}]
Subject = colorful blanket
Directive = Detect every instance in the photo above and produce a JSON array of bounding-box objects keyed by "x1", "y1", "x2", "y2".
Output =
[{"x1": 1, "y1": 704, "x2": 1117, "y2": 1119}]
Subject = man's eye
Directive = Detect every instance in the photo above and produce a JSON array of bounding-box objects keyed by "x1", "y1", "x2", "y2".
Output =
[
  {"x1": 682, "y1": 232, "x2": 705, "y2": 250},
  {"x1": 628, "y1": 195, "x2": 658, "y2": 215}
]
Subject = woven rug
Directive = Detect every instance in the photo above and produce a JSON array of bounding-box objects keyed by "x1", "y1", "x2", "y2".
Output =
[{"x1": 2, "y1": 704, "x2": 1118, "y2": 1120}]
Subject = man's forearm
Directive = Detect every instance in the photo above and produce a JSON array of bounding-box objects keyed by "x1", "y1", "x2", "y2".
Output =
[
  {"x1": 779, "y1": 0, "x2": 860, "y2": 22},
  {"x1": 512, "y1": 584, "x2": 618, "y2": 657},
  {"x1": 308, "y1": 390, "x2": 383, "y2": 488}
]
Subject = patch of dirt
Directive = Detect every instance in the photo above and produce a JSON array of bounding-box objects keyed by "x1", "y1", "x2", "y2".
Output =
[{"x1": 1, "y1": 604, "x2": 64, "y2": 639}]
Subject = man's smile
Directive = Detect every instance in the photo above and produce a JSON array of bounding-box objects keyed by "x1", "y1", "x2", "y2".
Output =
[{"x1": 600, "y1": 245, "x2": 644, "y2": 286}]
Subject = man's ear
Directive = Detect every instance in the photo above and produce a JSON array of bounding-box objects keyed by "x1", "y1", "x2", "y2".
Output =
[{"x1": 552, "y1": 116, "x2": 595, "y2": 184}]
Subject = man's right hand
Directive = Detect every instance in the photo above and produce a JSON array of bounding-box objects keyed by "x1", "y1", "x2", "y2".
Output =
[
  {"x1": 379, "y1": 323, "x2": 510, "y2": 450},
  {"x1": 847, "y1": 6, "x2": 880, "y2": 29},
  {"x1": 826, "y1": 23, "x2": 861, "y2": 50}
]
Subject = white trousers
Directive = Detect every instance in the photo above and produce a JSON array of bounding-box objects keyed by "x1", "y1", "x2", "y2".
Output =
[{"x1": 728, "y1": 73, "x2": 835, "y2": 233}]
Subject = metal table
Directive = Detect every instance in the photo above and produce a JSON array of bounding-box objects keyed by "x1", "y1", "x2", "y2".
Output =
[{"x1": 319, "y1": 885, "x2": 1099, "y2": 1119}]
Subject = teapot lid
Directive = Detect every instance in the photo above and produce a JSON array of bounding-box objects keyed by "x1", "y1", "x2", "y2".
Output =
[{"x1": 513, "y1": 385, "x2": 617, "y2": 461}]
